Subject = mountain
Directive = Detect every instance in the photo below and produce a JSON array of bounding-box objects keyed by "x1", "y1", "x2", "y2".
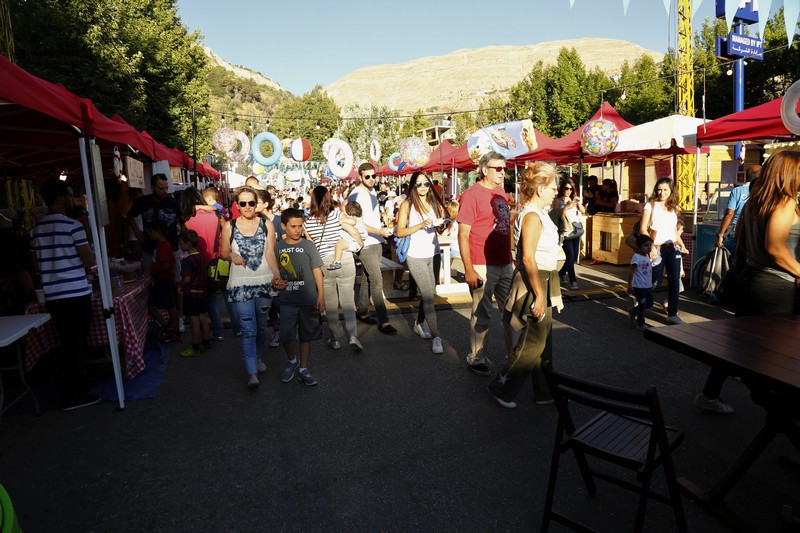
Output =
[
  {"x1": 203, "y1": 46, "x2": 285, "y2": 93},
  {"x1": 324, "y1": 38, "x2": 663, "y2": 113}
]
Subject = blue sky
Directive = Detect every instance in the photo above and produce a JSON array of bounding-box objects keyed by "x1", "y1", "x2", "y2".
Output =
[{"x1": 177, "y1": 0, "x2": 720, "y2": 95}]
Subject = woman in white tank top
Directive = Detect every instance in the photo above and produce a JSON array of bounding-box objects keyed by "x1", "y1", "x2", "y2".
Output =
[
  {"x1": 396, "y1": 171, "x2": 448, "y2": 354},
  {"x1": 488, "y1": 162, "x2": 562, "y2": 408}
]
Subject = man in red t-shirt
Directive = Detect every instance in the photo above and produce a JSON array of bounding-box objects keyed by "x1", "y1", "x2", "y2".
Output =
[{"x1": 456, "y1": 151, "x2": 513, "y2": 376}]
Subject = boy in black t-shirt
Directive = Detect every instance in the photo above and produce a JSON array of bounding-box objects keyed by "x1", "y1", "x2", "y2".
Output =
[
  {"x1": 177, "y1": 230, "x2": 210, "y2": 356},
  {"x1": 274, "y1": 209, "x2": 324, "y2": 386}
]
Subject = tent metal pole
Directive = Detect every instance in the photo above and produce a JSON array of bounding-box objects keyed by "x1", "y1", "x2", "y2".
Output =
[
  {"x1": 693, "y1": 145, "x2": 702, "y2": 230},
  {"x1": 79, "y1": 137, "x2": 126, "y2": 410}
]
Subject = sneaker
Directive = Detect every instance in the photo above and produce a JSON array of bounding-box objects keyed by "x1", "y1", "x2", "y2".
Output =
[
  {"x1": 693, "y1": 393, "x2": 735, "y2": 415},
  {"x1": 666, "y1": 315, "x2": 685, "y2": 325},
  {"x1": 431, "y1": 337, "x2": 443, "y2": 354},
  {"x1": 210, "y1": 335, "x2": 225, "y2": 341},
  {"x1": 257, "y1": 358, "x2": 267, "y2": 373},
  {"x1": 357, "y1": 314, "x2": 377, "y2": 325},
  {"x1": 233, "y1": 331, "x2": 243, "y2": 337},
  {"x1": 178, "y1": 317, "x2": 186, "y2": 333},
  {"x1": 469, "y1": 361, "x2": 491, "y2": 376},
  {"x1": 247, "y1": 375, "x2": 259, "y2": 389},
  {"x1": 327, "y1": 261, "x2": 342, "y2": 270},
  {"x1": 570, "y1": 281, "x2": 579, "y2": 290},
  {"x1": 414, "y1": 322, "x2": 432, "y2": 339},
  {"x1": 627, "y1": 307, "x2": 636, "y2": 324},
  {"x1": 488, "y1": 387, "x2": 516, "y2": 409},
  {"x1": 349, "y1": 336, "x2": 363, "y2": 351},
  {"x1": 660, "y1": 300, "x2": 669, "y2": 314},
  {"x1": 200, "y1": 341, "x2": 212, "y2": 352},
  {"x1": 160, "y1": 331, "x2": 181, "y2": 344},
  {"x1": 297, "y1": 369, "x2": 318, "y2": 386},
  {"x1": 180, "y1": 346, "x2": 201, "y2": 357},
  {"x1": 61, "y1": 394, "x2": 103, "y2": 411},
  {"x1": 635, "y1": 324, "x2": 651, "y2": 331},
  {"x1": 269, "y1": 330, "x2": 281, "y2": 347},
  {"x1": 327, "y1": 337, "x2": 341, "y2": 350},
  {"x1": 281, "y1": 360, "x2": 299, "y2": 383},
  {"x1": 560, "y1": 274, "x2": 569, "y2": 284}
]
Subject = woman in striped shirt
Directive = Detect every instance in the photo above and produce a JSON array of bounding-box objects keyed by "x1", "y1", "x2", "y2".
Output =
[{"x1": 304, "y1": 186, "x2": 363, "y2": 351}]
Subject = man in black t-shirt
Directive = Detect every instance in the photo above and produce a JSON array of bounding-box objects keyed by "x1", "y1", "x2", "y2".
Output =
[{"x1": 128, "y1": 173, "x2": 180, "y2": 270}]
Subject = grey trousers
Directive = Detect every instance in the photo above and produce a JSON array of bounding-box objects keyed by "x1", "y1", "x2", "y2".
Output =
[
  {"x1": 407, "y1": 255, "x2": 439, "y2": 337},
  {"x1": 322, "y1": 252, "x2": 358, "y2": 339},
  {"x1": 356, "y1": 243, "x2": 388, "y2": 324}
]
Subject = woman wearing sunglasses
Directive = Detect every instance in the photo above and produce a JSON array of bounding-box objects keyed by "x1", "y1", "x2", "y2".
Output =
[
  {"x1": 396, "y1": 171, "x2": 447, "y2": 354},
  {"x1": 220, "y1": 186, "x2": 283, "y2": 388},
  {"x1": 555, "y1": 178, "x2": 584, "y2": 290}
]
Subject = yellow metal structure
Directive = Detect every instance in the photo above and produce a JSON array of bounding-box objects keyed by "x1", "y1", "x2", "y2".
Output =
[
  {"x1": 0, "y1": 0, "x2": 14, "y2": 62},
  {"x1": 676, "y1": 0, "x2": 696, "y2": 210},
  {"x1": 4, "y1": 179, "x2": 38, "y2": 231}
]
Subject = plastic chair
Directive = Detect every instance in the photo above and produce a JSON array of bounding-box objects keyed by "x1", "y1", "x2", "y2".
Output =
[
  {"x1": 0, "y1": 484, "x2": 22, "y2": 533},
  {"x1": 541, "y1": 362, "x2": 686, "y2": 532}
]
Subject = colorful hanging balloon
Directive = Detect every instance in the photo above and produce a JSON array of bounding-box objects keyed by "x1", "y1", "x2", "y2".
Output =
[
  {"x1": 290, "y1": 138, "x2": 312, "y2": 162},
  {"x1": 212, "y1": 128, "x2": 236, "y2": 152},
  {"x1": 251, "y1": 162, "x2": 266, "y2": 175},
  {"x1": 388, "y1": 152, "x2": 405, "y2": 173},
  {"x1": 781, "y1": 79, "x2": 800, "y2": 135},
  {"x1": 580, "y1": 119, "x2": 620, "y2": 157},
  {"x1": 251, "y1": 131, "x2": 282, "y2": 167},
  {"x1": 227, "y1": 130, "x2": 250, "y2": 162},
  {"x1": 326, "y1": 138, "x2": 354, "y2": 178},
  {"x1": 369, "y1": 139, "x2": 382, "y2": 162},
  {"x1": 399, "y1": 137, "x2": 431, "y2": 168}
]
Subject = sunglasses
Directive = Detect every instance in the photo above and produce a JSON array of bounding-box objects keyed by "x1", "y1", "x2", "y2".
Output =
[
  {"x1": 238, "y1": 200, "x2": 257, "y2": 208},
  {"x1": 362, "y1": 174, "x2": 376, "y2": 180},
  {"x1": 416, "y1": 182, "x2": 431, "y2": 188},
  {"x1": 564, "y1": 186, "x2": 573, "y2": 190},
  {"x1": 487, "y1": 166, "x2": 506, "y2": 172}
]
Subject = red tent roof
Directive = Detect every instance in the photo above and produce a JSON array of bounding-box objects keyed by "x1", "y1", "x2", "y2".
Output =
[
  {"x1": 696, "y1": 97, "x2": 800, "y2": 144},
  {"x1": 514, "y1": 102, "x2": 634, "y2": 164}
]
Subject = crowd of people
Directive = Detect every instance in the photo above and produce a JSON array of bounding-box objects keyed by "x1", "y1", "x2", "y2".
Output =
[{"x1": 17, "y1": 149, "x2": 800, "y2": 415}]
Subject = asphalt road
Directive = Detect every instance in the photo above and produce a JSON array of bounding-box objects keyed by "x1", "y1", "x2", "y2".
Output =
[{"x1": 1, "y1": 264, "x2": 798, "y2": 532}]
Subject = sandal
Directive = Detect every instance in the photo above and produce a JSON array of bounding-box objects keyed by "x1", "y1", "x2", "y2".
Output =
[{"x1": 393, "y1": 281, "x2": 408, "y2": 291}]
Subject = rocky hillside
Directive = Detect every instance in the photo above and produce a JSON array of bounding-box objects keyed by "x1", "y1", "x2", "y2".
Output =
[
  {"x1": 324, "y1": 38, "x2": 663, "y2": 113},
  {"x1": 203, "y1": 46, "x2": 285, "y2": 93}
]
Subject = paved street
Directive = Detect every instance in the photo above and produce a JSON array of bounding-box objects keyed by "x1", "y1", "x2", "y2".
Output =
[{"x1": 1, "y1": 263, "x2": 798, "y2": 532}]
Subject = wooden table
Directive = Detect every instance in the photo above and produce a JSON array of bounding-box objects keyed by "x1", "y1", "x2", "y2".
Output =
[
  {"x1": 644, "y1": 314, "x2": 800, "y2": 531},
  {"x1": 0, "y1": 313, "x2": 51, "y2": 415}
]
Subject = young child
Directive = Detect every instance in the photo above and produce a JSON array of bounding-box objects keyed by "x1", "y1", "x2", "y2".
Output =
[
  {"x1": 327, "y1": 202, "x2": 365, "y2": 270},
  {"x1": 177, "y1": 230, "x2": 211, "y2": 356},
  {"x1": 628, "y1": 234, "x2": 655, "y2": 331},
  {"x1": 202, "y1": 185, "x2": 229, "y2": 221},
  {"x1": 275, "y1": 208, "x2": 325, "y2": 386},
  {"x1": 147, "y1": 219, "x2": 181, "y2": 343}
]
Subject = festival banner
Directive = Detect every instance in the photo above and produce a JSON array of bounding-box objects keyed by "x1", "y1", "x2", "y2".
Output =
[{"x1": 466, "y1": 119, "x2": 539, "y2": 162}]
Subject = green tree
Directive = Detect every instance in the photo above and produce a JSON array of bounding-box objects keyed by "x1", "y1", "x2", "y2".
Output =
[
  {"x1": 398, "y1": 109, "x2": 431, "y2": 140},
  {"x1": 12, "y1": 0, "x2": 210, "y2": 153},
  {"x1": 614, "y1": 54, "x2": 673, "y2": 124},
  {"x1": 268, "y1": 86, "x2": 340, "y2": 163},
  {"x1": 543, "y1": 48, "x2": 590, "y2": 137},
  {"x1": 338, "y1": 104, "x2": 401, "y2": 164}
]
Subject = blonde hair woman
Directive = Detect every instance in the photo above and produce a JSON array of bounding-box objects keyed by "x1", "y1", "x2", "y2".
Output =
[{"x1": 488, "y1": 162, "x2": 562, "y2": 408}]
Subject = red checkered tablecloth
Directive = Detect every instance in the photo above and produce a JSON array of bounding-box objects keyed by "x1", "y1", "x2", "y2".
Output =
[{"x1": 24, "y1": 276, "x2": 152, "y2": 379}]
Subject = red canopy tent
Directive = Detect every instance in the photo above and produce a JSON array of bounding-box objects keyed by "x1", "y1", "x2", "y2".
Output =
[
  {"x1": 512, "y1": 102, "x2": 634, "y2": 164},
  {"x1": 696, "y1": 96, "x2": 800, "y2": 144}
]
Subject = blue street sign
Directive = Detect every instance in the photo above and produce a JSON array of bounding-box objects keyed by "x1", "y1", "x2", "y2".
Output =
[
  {"x1": 716, "y1": 0, "x2": 759, "y2": 24},
  {"x1": 727, "y1": 32, "x2": 764, "y2": 59}
]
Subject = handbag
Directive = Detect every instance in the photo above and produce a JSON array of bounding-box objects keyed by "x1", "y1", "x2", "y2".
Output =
[
  {"x1": 563, "y1": 221, "x2": 584, "y2": 241},
  {"x1": 207, "y1": 217, "x2": 231, "y2": 290}
]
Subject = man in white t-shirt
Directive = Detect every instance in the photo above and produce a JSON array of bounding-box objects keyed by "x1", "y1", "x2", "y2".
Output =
[{"x1": 348, "y1": 162, "x2": 396, "y2": 334}]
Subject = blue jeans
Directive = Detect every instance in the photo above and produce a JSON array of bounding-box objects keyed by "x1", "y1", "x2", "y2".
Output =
[
  {"x1": 652, "y1": 243, "x2": 681, "y2": 316},
  {"x1": 207, "y1": 288, "x2": 224, "y2": 338},
  {"x1": 633, "y1": 287, "x2": 654, "y2": 326},
  {"x1": 224, "y1": 290, "x2": 241, "y2": 335},
  {"x1": 231, "y1": 296, "x2": 271, "y2": 375},
  {"x1": 559, "y1": 237, "x2": 580, "y2": 282}
]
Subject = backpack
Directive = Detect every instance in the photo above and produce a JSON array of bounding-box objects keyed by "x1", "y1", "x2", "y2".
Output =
[{"x1": 697, "y1": 246, "x2": 731, "y2": 298}]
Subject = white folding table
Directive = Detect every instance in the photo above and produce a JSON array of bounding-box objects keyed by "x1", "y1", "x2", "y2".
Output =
[{"x1": 0, "y1": 313, "x2": 51, "y2": 415}]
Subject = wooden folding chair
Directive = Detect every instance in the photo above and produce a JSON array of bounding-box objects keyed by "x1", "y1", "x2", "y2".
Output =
[{"x1": 541, "y1": 362, "x2": 686, "y2": 533}]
